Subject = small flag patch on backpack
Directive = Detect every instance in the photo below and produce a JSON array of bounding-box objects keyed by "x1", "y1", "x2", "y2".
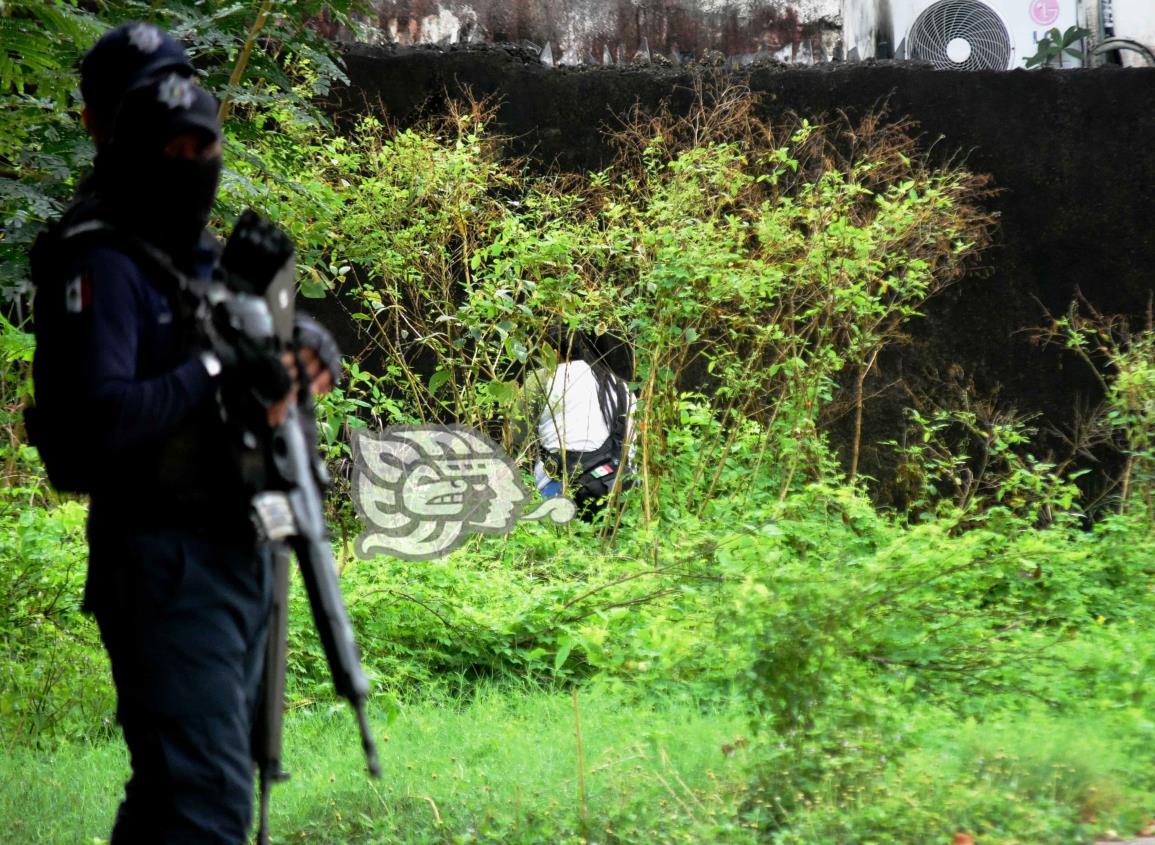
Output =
[
  {"x1": 590, "y1": 464, "x2": 615, "y2": 479},
  {"x1": 64, "y1": 272, "x2": 92, "y2": 313}
]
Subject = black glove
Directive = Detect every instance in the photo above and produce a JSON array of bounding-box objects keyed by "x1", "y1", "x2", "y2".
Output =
[
  {"x1": 213, "y1": 332, "x2": 292, "y2": 408},
  {"x1": 294, "y1": 313, "x2": 343, "y2": 389},
  {"x1": 200, "y1": 295, "x2": 292, "y2": 408}
]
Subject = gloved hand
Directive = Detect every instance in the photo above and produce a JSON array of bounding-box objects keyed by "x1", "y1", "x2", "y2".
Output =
[
  {"x1": 294, "y1": 313, "x2": 342, "y2": 395},
  {"x1": 195, "y1": 296, "x2": 292, "y2": 410},
  {"x1": 215, "y1": 331, "x2": 294, "y2": 408}
]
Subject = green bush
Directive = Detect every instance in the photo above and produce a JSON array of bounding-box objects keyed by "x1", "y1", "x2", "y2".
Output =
[
  {"x1": 0, "y1": 498, "x2": 113, "y2": 744},
  {"x1": 768, "y1": 707, "x2": 1153, "y2": 845}
]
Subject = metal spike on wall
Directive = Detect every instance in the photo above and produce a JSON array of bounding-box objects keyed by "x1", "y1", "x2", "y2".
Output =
[
  {"x1": 540, "y1": 41, "x2": 554, "y2": 66},
  {"x1": 559, "y1": 42, "x2": 580, "y2": 66},
  {"x1": 669, "y1": 41, "x2": 682, "y2": 66},
  {"x1": 602, "y1": 44, "x2": 613, "y2": 65},
  {"x1": 616, "y1": 43, "x2": 626, "y2": 65},
  {"x1": 633, "y1": 36, "x2": 651, "y2": 64}
]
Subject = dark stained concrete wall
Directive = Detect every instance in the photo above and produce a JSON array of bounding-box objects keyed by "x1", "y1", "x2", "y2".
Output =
[
  {"x1": 327, "y1": 45, "x2": 1155, "y2": 488},
  {"x1": 321, "y1": 0, "x2": 842, "y2": 64}
]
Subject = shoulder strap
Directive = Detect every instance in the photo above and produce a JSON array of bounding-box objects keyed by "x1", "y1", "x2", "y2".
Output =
[
  {"x1": 45, "y1": 220, "x2": 196, "y2": 320},
  {"x1": 64, "y1": 221, "x2": 189, "y2": 289},
  {"x1": 607, "y1": 376, "x2": 629, "y2": 447}
]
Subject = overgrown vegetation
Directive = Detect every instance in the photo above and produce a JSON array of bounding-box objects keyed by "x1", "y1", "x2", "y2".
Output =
[{"x1": 2, "y1": 4, "x2": 1154, "y2": 844}]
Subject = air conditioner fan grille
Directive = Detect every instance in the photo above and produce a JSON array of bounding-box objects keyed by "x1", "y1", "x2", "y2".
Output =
[{"x1": 909, "y1": 0, "x2": 1012, "y2": 70}]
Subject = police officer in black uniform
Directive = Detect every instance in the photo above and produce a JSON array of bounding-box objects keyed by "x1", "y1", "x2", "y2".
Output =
[
  {"x1": 28, "y1": 24, "x2": 337, "y2": 845},
  {"x1": 84, "y1": 74, "x2": 270, "y2": 844}
]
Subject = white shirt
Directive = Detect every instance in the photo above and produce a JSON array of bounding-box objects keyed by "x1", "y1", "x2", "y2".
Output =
[
  {"x1": 531, "y1": 361, "x2": 636, "y2": 490},
  {"x1": 536, "y1": 361, "x2": 611, "y2": 452}
]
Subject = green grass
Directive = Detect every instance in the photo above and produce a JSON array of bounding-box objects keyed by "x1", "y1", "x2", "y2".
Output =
[
  {"x1": 3, "y1": 685, "x2": 1154, "y2": 844},
  {"x1": 768, "y1": 708, "x2": 1155, "y2": 845},
  {"x1": 0, "y1": 685, "x2": 757, "y2": 845},
  {"x1": 0, "y1": 739, "x2": 126, "y2": 844}
]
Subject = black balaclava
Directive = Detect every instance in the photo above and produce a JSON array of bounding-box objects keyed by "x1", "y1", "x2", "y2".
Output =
[{"x1": 102, "y1": 73, "x2": 222, "y2": 257}]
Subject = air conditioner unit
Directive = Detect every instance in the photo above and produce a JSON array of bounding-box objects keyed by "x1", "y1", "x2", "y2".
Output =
[
  {"x1": 1104, "y1": 0, "x2": 1155, "y2": 67},
  {"x1": 889, "y1": 0, "x2": 1084, "y2": 69}
]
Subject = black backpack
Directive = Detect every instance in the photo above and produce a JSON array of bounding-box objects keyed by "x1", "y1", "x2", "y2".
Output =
[{"x1": 25, "y1": 215, "x2": 190, "y2": 493}]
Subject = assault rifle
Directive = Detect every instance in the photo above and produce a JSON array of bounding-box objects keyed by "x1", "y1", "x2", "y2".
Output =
[{"x1": 209, "y1": 210, "x2": 381, "y2": 844}]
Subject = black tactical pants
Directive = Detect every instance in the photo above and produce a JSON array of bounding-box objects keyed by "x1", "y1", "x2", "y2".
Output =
[{"x1": 87, "y1": 528, "x2": 272, "y2": 845}]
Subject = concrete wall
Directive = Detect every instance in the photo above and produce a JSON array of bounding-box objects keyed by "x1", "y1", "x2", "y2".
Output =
[
  {"x1": 329, "y1": 2, "x2": 1155, "y2": 69},
  {"x1": 345, "y1": 1, "x2": 843, "y2": 64},
  {"x1": 841, "y1": 0, "x2": 891, "y2": 60}
]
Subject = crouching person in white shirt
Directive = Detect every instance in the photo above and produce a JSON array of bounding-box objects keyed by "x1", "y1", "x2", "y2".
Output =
[{"x1": 513, "y1": 325, "x2": 637, "y2": 520}]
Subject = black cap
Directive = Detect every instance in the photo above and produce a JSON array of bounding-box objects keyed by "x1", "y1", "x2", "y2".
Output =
[
  {"x1": 80, "y1": 21, "x2": 193, "y2": 124},
  {"x1": 112, "y1": 73, "x2": 221, "y2": 155}
]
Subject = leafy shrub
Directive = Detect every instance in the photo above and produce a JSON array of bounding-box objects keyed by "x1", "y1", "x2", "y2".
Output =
[
  {"x1": 0, "y1": 498, "x2": 113, "y2": 744},
  {"x1": 769, "y1": 707, "x2": 1152, "y2": 845},
  {"x1": 235, "y1": 79, "x2": 993, "y2": 523},
  {"x1": 1050, "y1": 303, "x2": 1155, "y2": 519}
]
